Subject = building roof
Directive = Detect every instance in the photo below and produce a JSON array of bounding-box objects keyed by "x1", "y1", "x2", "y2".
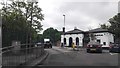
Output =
[
  {"x1": 64, "y1": 28, "x2": 84, "y2": 34},
  {"x1": 86, "y1": 28, "x2": 112, "y2": 33}
]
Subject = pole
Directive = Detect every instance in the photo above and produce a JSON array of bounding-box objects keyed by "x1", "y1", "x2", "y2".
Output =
[
  {"x1": 63, "y1": 14, "x2": 65, "y2": 47},
  {"x1": 30, "y1": 2, "x2": 33, "y2": 47},
  {"x1": 25, "y1": 1, "x2": 28, "y2": 63},
  {"x1": 63, "y1": 15, "x2": 65, "y2": 27}
]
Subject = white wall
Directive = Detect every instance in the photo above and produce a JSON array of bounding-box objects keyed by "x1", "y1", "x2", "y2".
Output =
[
  {"x1": 61, "y1": 32, "x2": 114, "y2": 48},
  {"x1": 61, "y1": 34, "x2": 84, "y2": 47},
  {"x1": 93, "y1": 32, "x2": 114, "y2": 47}
]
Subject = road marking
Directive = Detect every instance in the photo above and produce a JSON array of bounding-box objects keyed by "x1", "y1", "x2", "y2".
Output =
[{"x1": 109, "y1": 53, "x2": 118, "y2": 55}]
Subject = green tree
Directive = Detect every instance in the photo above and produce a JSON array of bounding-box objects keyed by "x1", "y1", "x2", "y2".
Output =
[
  {"x1": 100, "y1": 13, "x2": 120, "y2": 43},
  {"x1": 89, "y1": 33, "x2": 96, "y2": 41},
  {"x1": 100, "y1": 23, "x2": 109, "y2": 29},
  {"x1": 43, "y1": 27, "x2": 61, "y2": 46},
  {"x1": 83, "y1": 33, "x2": 90, "y2": 47},
  {"x1": 108, "y1": 13, "x2": 120, "y2": 43},
  {"x1": 36, "y1": 34, "x2": 44, "y2": 43},
  {"x1": 1, "y1": 1, "x2": 44, "y2": 47}
]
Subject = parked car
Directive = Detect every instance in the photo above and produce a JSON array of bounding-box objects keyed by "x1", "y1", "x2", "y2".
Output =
[
  {"x1": 86, "y1": 41, "x2": 102, "y2": 53},
  {"x1": 109, "y1": 43, "x2": 120, "y2": 53}
]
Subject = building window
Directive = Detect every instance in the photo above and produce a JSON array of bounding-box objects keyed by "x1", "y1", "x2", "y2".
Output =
[
  {"x1": 103, "y1": 42, "x2": 106, "y2": 45},
  {"x1": 110, "y1": 42, "x2": 112, "y2": 44},
  {"x1": 97, "y1": 39, "x2": 101, "y2": 43},
  {"x1": 94, "y1": 34, "x2": 103, "y2": 36}
]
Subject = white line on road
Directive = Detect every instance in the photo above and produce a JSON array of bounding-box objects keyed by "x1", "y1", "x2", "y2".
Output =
[{"x1": 109, "y1": 53, "x2": 118, "y2": 55}]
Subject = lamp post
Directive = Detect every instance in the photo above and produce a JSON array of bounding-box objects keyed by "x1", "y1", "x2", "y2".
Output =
[
  {"x1": 63, "y1": 14, "x2": 65, "y2": 47},
  {"x1": 63, "y1": 14, "x2": 65, "y2": 27}
]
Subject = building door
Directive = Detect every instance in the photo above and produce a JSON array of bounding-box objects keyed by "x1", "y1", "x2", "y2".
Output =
[
  {"x1": 76, "y1": 37, "x2": 79, "y2": 46},
  {"x1": 64, "y1": 38, "x2": 66, "y2": 45},
  {"x1": 69, "y1": 37, "x2": 73, "y2": 47}
]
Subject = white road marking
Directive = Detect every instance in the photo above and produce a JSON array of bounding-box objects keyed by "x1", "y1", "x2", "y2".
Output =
[{"x1": 109, "y1": 53, "x2": 118, "y2": 55}]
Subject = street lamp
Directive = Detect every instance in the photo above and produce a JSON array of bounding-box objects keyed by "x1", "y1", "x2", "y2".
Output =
[
  {"x1": 63, "y1": 14, "x2": 65, "y2": 27},
  {"x1": 63, "y1": 14, "x2": 65, "y2": 47}
]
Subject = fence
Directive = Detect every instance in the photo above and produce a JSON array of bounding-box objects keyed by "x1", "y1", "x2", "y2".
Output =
[{"x1": 2, "y1": 43, "x2": 44, "y2": 67}]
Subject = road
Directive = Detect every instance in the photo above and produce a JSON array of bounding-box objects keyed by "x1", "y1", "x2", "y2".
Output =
[{"x1": 37, "y1": 46, "x2": 118, "y2": 66}]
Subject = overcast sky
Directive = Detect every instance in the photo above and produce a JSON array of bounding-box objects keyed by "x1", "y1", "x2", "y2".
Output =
[
  {"x1": 37, "y1": 0, "x2": 119, "y2": 34},
  {"x1": 0, "y1": 0, "x2": 119, "y2": 34}
]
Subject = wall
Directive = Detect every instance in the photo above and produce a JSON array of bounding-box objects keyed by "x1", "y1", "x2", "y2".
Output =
[
  {"x1": 61, "y1": 34, "x2": 84, "y2": 47},
  {"x1": 93, "y1": 32, "x2": 114, "y2": 47}
]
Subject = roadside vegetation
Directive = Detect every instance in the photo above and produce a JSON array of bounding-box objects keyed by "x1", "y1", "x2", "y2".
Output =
[
  {"x1": 1, "y1": 1, "x2": 44, "y2": 47},
  {"x1": 100, "y1": 13, "x2": 120, "y2": 43}
]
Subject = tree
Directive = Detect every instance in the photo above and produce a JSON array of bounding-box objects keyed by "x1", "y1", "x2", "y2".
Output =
[
  {"x1": 43, "y1": 27, "x2": 61, "y2": 46},
  {"x1": 2, "y1": 7, "x2": 29, "y2": 47},
  {"x1": 36, "y1": 34, "x2": 44, "y2": 43},
  {"x1": 89, "y1": 33, "x2": 96, "y2": 41},
  {"x1": 100, "y1": 13, "x2": 120, "y2": 43},
  {"x1": 100, "y1": 23, "x2": 109, "y2": 29},
  {"x1": 108, "y1": 13, "x2": 120, "y2": 43},
  {"x1": 1, "y1": 1, "x2": 44, "y2": 47},
  {"x1": 83, "y1": 33, "x2": 90, "y2": 47}
]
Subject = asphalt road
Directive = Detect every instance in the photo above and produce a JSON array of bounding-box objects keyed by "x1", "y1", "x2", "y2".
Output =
[{"x1": 37, "y1": 46, "x2": 118, "y2": 66}]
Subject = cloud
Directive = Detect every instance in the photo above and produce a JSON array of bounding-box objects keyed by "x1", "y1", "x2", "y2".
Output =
[
  {"x1": 57, "y1": 2, "x2": 118, "y2": 30},
  {"x1": 38, "y1": 0, "x2": 118, "y2": 33}
]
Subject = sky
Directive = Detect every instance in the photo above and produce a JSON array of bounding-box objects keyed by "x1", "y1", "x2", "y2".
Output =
[
  {"x1": 0, "y1": 0, "x2": 119, "y2": 34},
  {"x1": 37, "y1": 0, "x2": 119, "y2": 34}
]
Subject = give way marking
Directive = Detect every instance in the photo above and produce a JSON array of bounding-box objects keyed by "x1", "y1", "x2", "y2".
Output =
[{"x1": 109, "y1": 53, "x2": 118, "y2": 55}]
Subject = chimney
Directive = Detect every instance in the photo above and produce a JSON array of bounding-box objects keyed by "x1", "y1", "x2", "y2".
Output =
[{"x1": 74, "y1": 27, "x2": 77, "y2": 30}]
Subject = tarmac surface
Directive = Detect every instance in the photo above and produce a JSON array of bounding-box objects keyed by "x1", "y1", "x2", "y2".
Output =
[{"x1": 36, "y1": 46, "x2": 118, "y2": 66}]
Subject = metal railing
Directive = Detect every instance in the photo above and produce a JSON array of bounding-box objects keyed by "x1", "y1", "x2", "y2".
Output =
[{"x1": 2, "y1": 43, "x2": 44, "y2": 66}]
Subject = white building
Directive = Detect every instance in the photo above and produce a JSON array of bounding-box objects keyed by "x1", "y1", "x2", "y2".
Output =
[
  {"x1": 61, "y1": 27, "x2": 114, "y2": 48},
  {"x1": 87, "y1": 28, "x2": 114, "y2": 48},
  {"x1": 61, "y1": 28, "x2": 84, "y2": 47}
]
